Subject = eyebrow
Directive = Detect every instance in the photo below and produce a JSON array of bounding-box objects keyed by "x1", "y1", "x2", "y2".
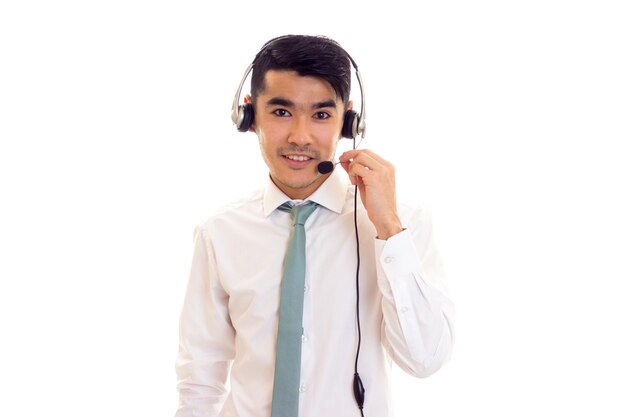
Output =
[
  {"x1": 265, "y1": 97, "x2": 294, "y2": 108},
  {"x1": 313, "y1": 100, "x2": 338, "y2": 109},
  {"x1": 265, "y1": 97, "x2": 338, "y2": 110}
]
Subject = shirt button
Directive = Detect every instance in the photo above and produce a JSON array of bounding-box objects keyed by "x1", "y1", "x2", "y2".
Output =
[
  {"x1": 401, "y1": 306, "x2": 409, "y2": 313},
  {"x1": 303, "y1": 284, "x2": 308, "y2": 292},
  {"x1": 384, "y1": 256, "x2": 394, "y2": 264},
  {"x1": 302, "y1": 334, "x2": 308, "y2": 342},
  {"x1": 299, "y1": 385, "x2": 307, "y2": 393}
]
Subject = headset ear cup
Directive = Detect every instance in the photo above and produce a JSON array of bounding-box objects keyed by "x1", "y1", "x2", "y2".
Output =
[
  {"x1": 342, "y1": 110, "x2": 359, "y2": 139},
  {"x1": 237, "y1": 103, "x2": 255, "y2": 132}
]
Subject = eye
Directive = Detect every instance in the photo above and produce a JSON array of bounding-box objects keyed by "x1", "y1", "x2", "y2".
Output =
[
  {"x1": 272, "y1": 109, "x2": 291, "y2": 117},
  {"x1": 313, "y1": 111, "x2": 331, "y2": 120}
]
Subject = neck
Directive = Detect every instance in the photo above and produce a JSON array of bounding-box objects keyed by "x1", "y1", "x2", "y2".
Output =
[{"x1": 270, "y1": 172, "x2": 330, "y2": 200}]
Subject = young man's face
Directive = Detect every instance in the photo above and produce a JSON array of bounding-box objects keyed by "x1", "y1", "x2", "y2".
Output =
[{"x1": 252, "y1": 70, "x2": 347, "y2": 200}]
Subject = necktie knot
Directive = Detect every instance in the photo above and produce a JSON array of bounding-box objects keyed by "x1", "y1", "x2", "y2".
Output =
[{"x1": 279, "y1": 202, "x2": 318, "y2": 226}]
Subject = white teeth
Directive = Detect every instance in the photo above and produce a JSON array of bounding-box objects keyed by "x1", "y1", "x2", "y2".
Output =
[{"x1": 286, "y1": 155, "x2": 311, "y2": 161}]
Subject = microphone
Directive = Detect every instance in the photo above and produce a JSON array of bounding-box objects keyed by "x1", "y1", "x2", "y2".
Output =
[{"x1": 317, "y1": 161, "x2": 337, "y2": 174}]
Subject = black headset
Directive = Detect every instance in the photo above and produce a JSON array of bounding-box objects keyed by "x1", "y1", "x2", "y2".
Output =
[{"x1": 230, "y1": 36, "x2": 367, "y2": 140}]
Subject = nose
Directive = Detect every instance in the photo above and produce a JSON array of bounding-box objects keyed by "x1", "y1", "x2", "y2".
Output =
[{"x1": 287, "y1": 115, "x2": 312, "y2": 147}]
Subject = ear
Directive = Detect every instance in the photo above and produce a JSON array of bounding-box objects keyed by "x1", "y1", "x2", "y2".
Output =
[{"x1": 347, "y1": 100, "x2": 353, "y2": 111}]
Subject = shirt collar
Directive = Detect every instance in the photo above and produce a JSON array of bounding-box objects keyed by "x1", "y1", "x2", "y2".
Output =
[{"x1": 262, "y1": 169, "x2": 347, "y2": 216}]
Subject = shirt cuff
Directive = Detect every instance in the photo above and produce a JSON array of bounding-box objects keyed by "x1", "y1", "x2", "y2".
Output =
[{"x1": 375, "y1": 229, "x2": 424, "y2": 280}]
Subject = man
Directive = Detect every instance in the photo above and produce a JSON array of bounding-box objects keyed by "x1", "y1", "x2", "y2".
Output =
[{"x1": 175, "y1": 35, "x2": 454, "y2": 417}]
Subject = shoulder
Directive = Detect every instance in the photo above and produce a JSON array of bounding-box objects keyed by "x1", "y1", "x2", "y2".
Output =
[
  {"x1": 196, "y1": 188, "x2": 265, "y2": 236},
  {"x1": 385, "y1": 195, "x2": 436, "y2": 238},
  {"x1": 397, "y1": 200, "x2": 433, "y2": 224}
]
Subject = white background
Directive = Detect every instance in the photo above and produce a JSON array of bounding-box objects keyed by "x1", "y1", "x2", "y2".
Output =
[{"x1": 1, "y1": 1, "x2": 625, "y2": 416}]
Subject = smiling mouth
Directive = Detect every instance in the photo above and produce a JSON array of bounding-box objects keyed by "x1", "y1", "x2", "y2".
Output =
[{"x1": 284, "y1": 155, "x2": 313, "y2": 162}]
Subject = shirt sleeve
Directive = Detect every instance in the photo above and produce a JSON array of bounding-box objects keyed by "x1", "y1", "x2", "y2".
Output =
[
  {"x1": 375, "y1": 206, "x2": 455, "y2": 377},
  {"x1": 175, "y1": 225, "x2": 235, "y2": 417}
]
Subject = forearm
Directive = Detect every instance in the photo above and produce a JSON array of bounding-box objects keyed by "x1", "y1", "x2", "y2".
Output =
[
  {"x1": 176, "y1": 225, "x2": 235, "y2": 416},
  {"x1": 176, "y1": 354, "x2": 231, "y2": 417},
  {"x1": 375, "y1": 216, "x2": 455, "y2": 377}
]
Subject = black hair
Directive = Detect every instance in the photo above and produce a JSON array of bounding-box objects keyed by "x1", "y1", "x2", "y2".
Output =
[{"x1": 250, "y1": 35, "x2": 352, "y2": 106}]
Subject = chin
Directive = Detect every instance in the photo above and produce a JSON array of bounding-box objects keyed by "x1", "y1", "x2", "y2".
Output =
[
  {"x1": 273, "y1": 173, "x2": 321, "y2": 192},
  {"x1": 280, "y1": 177, "x2": 317, "y2": 190}
]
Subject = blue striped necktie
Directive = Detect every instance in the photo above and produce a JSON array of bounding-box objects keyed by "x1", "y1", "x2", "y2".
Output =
[{"x1": 271, "y1": 201, "x2": 318, "y2": 417}]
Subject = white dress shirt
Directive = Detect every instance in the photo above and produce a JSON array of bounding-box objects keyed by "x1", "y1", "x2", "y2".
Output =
[{"x1": 175, "y1": 169, "x2": 455, "y2": 417}]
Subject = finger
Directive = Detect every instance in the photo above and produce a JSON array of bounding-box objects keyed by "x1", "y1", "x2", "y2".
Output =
[
  {"x1": 350, "y1": 152, "x2": 383, "y2": 172},
  {"x1": 348, "y1": 160, "x2": 380, "y2": 183},
  {"x1": 342, "y1": 161, "x2": 372, "y2": 186},
  {"x1": 338, "y1": 149, "x2": 358, "y2": 163},
  {"x1": 340, "y1": 149, "x2": 391, "y2": 167}
]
